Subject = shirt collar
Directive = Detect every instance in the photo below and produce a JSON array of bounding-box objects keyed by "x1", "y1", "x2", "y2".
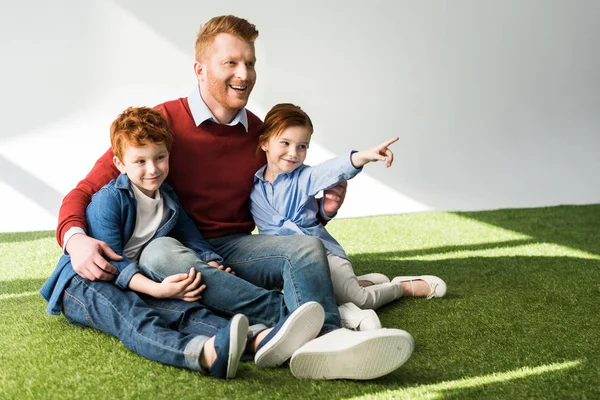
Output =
[
  {"x1": 187, "y1": 86, "x2": 249, "y2": 132},
  {"x1": 115, "y1": 173, "x2": 173, "y2": 192},
  {"x1": 254, "y1": 164, "x2": 268, "y2": 183}
]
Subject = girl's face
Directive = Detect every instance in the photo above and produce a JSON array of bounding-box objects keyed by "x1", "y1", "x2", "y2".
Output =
[{"x1": 261, "y1": 125, "x2": 311, "y2": 181}]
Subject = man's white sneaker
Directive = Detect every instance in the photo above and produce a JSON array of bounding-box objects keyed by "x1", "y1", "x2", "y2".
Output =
[
  {"x1": 356, "y1": 273, "x2": 390, "y2": 285},
  {"x1": 290, "y1": 328, "x2": 414, "y2": 380},
  {"x1": 338, "y1": 302, "x2": 381, "y2": 331},
  {"x1": 255, "y1": 301, "x2": 324, "y2": 368},
  {"x1": 392, "y1": 275, "x2": 447, "y2": 298}
]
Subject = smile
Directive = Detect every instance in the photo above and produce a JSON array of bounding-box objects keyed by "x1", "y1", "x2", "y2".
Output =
[{"x1": 229, "y1": 84, "x2": 247, "y2": 92}]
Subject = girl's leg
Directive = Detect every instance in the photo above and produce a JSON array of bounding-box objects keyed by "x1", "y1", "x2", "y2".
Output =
[{"x1": 327, "y1": 254, "x2": 402, "y2": 310}]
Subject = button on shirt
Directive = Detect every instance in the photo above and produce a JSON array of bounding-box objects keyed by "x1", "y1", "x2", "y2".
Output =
[{"x1": 250, "y1": 153, "x2": 361, "y2": 260}]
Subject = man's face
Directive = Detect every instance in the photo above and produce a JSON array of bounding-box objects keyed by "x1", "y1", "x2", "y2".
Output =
[{"x1": 196, "y1": 33, "x2": 256, "y2": 115}]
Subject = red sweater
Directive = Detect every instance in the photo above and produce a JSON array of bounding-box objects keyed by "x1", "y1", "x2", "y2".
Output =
[{"x1": 56, "y1": 98, "x2": 265, "y2": 246}]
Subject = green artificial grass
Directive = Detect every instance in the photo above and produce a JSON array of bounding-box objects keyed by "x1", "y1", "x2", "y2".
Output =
[{"x1": 1, "y1": 205, "x2": 599, "y2": 399}]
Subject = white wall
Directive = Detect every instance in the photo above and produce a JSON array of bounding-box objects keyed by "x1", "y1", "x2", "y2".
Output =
[{"x1": 1, "y1": 0, "x2": 599, "y2": 233}]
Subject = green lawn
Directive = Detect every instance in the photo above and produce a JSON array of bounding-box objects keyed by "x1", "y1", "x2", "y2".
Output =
[{"x1": 1, "y1": 205, "x2": 598, "y2": 399}]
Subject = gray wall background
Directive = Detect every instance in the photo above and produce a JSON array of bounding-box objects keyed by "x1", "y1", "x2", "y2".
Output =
[{"x1": 1, "y1": 0, "x2": 599, "y2": 232}]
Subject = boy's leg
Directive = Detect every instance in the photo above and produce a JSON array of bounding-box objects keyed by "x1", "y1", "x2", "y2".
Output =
[
  {"x1": 141, "y1": 294, "x2": 268, "y2": 342},
  {"x1": 327, "y1": 254, "x2": 402, "y2": 310},
  {"x1": 62, "y1": 276, "x2": 211, "y2": 372},
  {"x1": 208, "y1": 234, "x2": 341, "y2": 334},
  {"x1": 139, "y1": 237, "x2": 285, "y2": 327}
]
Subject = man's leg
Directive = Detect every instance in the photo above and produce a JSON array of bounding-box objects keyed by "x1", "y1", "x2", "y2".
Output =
[
  {"x1": 139, "y1": 237, "x2": 286, "y2": 327},
  {"x1": 62, "y1": 276, "x2": 216, "y2": 372},
  {"x1": 208, "y1": 234, "x2": 341, "y2": 334},
  {"x1": 208, "y1": 235, "x2": 415, "y2": 380}
]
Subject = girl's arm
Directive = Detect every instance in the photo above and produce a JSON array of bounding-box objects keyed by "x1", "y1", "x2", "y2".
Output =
[{"x1": 350, "y1": 137, "x2": 399, "y2": 168}]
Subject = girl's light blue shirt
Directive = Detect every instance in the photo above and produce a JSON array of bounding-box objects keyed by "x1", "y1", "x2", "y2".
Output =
[{"x1": 250, "y1": 153, "x2": 361, "y2": 260}]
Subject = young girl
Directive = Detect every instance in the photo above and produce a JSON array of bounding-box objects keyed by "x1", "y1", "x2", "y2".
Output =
[{"x1": 250, "y1": 103, "x2": 446, "y2": 330}]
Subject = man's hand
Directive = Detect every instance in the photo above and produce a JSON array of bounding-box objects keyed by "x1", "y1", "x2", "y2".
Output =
[
  {"x1": 67, "y1": 234, "x2": 121, "y2": 281},
  {"x1": 322, "y1": 180, "x2": 348, "y2": 218},
  {"x1": 158, "y1": 267, "x2": 205, "y2": 302},
  {"x1": 207, "y1": 261, "x2": 235, "y2": 275}
]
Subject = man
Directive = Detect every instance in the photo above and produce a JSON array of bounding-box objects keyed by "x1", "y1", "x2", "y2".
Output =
[{"x1": 56, "y1": 15, "x2": 415, "y2": 380}]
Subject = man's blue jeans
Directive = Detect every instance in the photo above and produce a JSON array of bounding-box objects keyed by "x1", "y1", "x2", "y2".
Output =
[{"x1": 140, "y1": 234, "x2": 341, "y2": 334}]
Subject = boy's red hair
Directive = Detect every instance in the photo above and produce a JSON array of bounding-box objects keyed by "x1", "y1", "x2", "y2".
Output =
[{"x1": 110, "y1": 107, "x2": 173, "y2": 161}]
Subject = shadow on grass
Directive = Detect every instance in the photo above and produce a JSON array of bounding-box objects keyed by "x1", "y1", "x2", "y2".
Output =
[
  {"x1": 455, "y1": 204, "x2": 600, "y2": 256},
  {"x1": 351, "y1": 255, "x2": 598, "y2": 393},
  {"x1": 2, "y1": 255, "x2": 598, "y2": 399},
  {"x1": 2, "y1": 205, "x2": 599, "y2": 399},
  {"x1": 352, "y1": 238, "x2": 538, "y2": 260},
  {"x1": 0, "y1": 230, "x2": 54, "y2": 244},
  {"x1": 0, "y1": 278, "x2": 47, "y2": 296}
]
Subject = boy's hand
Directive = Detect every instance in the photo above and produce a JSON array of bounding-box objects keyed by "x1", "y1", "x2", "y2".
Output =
[
  {"x1": 158, "y1": 267, "x2": 205, "y2": 302},
  {"x1": 352, "y1": 137, "x2": 399, "y2": 168},
  {"x1": 207, "y1": 261, "x2": 236, "y2": 275},
  {"x1": 67, "y1": 234, "x2": 121, "y2": 281}
]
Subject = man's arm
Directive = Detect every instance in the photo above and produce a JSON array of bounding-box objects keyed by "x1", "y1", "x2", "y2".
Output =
[{"x1": 57, "y1": 148, "x2": 122, "y2": 280}]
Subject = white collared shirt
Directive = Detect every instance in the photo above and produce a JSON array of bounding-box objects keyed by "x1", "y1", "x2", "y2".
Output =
[{"x1": 187, "y1": 86, "x2": 249, "y2": 132}]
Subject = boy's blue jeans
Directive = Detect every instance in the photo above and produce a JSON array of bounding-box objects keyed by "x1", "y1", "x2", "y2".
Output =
[
  {"x1": 62, "y1": 275, "x2": 223, "y2": 372},
  {"x1": 140, "y1": 234, "x2": 341, "y2": 334}
]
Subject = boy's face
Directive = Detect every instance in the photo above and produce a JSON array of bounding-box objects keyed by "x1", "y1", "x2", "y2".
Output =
[
  {"x1": 195, "y1": 33, "x2": 257, "y2": 113},
  {"x1": 113, "y1": 143, "x2": 169, "y2": 198},
  {"x1": 261, "y1": 125, "x2": 311, "y2": 178}
]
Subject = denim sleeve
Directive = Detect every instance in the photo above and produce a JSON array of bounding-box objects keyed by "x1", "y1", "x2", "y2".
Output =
[
  {"x1": 86, "y1": 189, "x2": 141, "y2": 289},
  {"x1": 168, "y1": 202, "x2": 224, "y2": 265}
]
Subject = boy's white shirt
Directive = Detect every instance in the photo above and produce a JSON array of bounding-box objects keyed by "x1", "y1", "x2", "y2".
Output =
[{"x1": 123, "y1": 183, "x2": 164, "y2": 263}]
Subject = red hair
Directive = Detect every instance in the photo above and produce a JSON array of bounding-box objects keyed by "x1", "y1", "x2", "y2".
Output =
[
  {"x1": 258, "y1": 103, "x2": 313, "y2": 153},
  {"x1": 110, "y1": 107, "x2": 173, "y2": 162},
  {"x1": 195, "y1": 15, "x2": 259, "y2": 61}
]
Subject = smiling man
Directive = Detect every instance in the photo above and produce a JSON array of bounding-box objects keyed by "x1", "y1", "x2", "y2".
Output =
[{"x1": 55, "y1": 15, "x2": 415, "y2": 380}]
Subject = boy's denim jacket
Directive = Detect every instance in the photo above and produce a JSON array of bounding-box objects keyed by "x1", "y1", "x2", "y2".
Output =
[{"x1": 40, "y1": 173, "x2": 223, "y2": 315}]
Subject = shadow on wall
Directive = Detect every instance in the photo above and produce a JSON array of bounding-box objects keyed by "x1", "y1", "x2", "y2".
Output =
[
  {"x1": 0, "y1": 155, "x2": 62, "y2": 217},
  {"x1": 112, "y1": 0, "x2": 600, "y2": 212},
  {"x1": 0, "y1": 1, "x2": 94, "y2": 140}
]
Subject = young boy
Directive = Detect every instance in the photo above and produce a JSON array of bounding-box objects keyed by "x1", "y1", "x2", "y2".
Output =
[
  {"x1": 41, "y1": 107, "x2": 326, "y2": 379},
  {"x1": 250, "y1": 104, "x2": 447, "y2": 330}
]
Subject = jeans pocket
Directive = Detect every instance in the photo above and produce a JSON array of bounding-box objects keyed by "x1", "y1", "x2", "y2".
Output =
[{"x1": 62, "y1": 289, "x2": 93, "y2": 328}]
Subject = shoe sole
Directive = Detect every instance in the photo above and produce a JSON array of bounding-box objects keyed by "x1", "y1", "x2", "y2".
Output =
[
  {"x1": 226, "y1": 314, "x2": 249, "y2": 379},
  {"x1": 255, "y1": 302, "x2": 324, "y2": 368},
  {"x1": 289, "y1": 331, "x2": 414, "y2": 380}
]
